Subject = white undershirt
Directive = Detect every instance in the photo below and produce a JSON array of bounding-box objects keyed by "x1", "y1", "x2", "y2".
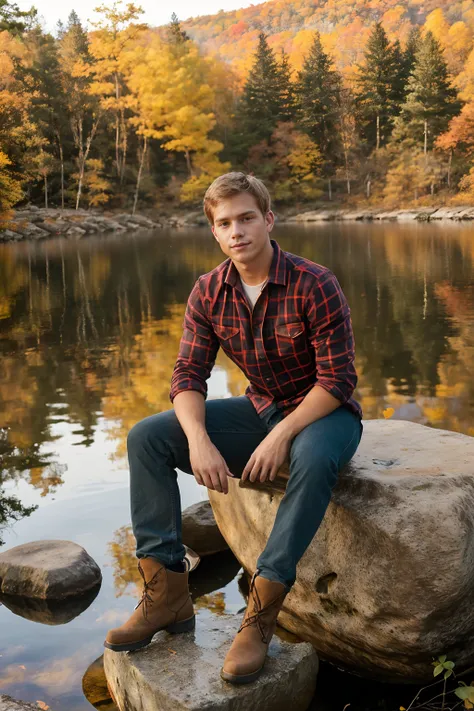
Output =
[{"x1": 240, "y1": 278, "x2": 267, "y2": 308}]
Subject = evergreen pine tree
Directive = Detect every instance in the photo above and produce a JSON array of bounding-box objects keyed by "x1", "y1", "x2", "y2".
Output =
[
  {"x1": 237, "y1": 33, "x2": 287, "y2": 149},
  {"x1": 402, "y1": 26, "x2": 422, "y2": 85},
  {"x1": 356, "y1": 22, "x2": 406, "y2": 151},
  {"x1": 394, "y1": 31, "x2": 461, "y2": 154},
  {"x1": 168, "y1": 12, "x2": 189, "y2": 45},
  {"x1": 277, "y1": 49, "x2": 296, "y2": 123},
  {"x1": 294, "y1": 31, "x2": 342, "y2": 196},
  {"x1": 0, "y1": 0, "x2": 36, "y2": 35}
]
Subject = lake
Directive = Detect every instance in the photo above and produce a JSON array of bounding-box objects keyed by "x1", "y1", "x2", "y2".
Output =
[{"x1": 0, "y1": 221, "x2": 473, "y2": 710}]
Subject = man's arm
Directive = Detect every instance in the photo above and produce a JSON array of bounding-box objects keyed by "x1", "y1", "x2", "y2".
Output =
[
  {"x1": 170, "y1": 282, "x2": 233, "y2": 494},
  {"x1": 243, "y1": 271, "x2": 357, "y2": 482}
]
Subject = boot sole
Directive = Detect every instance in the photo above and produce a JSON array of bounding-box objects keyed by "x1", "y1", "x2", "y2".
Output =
[
  {"x1": 104, "y1": 615, "x2": 196, "y2": 653},
  {"x1": 220, "y1": 665, "x2": 263, "y2": 685}
]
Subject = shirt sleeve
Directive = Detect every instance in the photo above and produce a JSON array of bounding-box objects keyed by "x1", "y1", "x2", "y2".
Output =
[
  {"x1": 170, "y1": 280, "x2": 219, "y2": 403},
  {"x1": 306, "y1": 270, "x2": 358, "y2": 404}
]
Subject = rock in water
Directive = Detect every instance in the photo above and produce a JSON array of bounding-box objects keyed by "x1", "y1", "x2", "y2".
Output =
[
  {"x1": 209, "y1": 420, "x2": 474, "y2": 682},
  {"x1": 0, "y1": 696, "x2": 38, "y2": 710},
  {"x1": 182, "y1": 501, "x2": 229, "y2": 557},
  {"x1": 104, "y1": 614, "x2": 318, "y2": 711},
  {"x1": 0, "y1": 540, "x2": 101, "y2": 599}
]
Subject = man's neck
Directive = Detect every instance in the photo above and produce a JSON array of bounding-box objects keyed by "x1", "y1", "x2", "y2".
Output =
[{"x1": 232, "y1": 241, "x2": 273, "y2": 286}]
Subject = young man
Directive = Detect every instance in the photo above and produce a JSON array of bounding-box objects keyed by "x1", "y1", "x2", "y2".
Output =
[{"x1": 105, "y1": 172, "x2": 363, "y2": 684}]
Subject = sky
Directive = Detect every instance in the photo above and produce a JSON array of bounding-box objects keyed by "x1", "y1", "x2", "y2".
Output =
[{"x1": 16, "y1": 0, "x2": 256, "y2": 31}]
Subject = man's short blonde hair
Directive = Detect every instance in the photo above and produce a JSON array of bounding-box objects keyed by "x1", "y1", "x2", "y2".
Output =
[{"x1": 203, "y1": 172, "x2": 271, "y2": 225}]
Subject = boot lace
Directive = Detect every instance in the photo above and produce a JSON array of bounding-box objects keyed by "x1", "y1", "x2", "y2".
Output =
[
  {"x1": 238, "y1": 574, "x2": 286, "y2": 644},
  {"x1": 135, "y1": 562, "x2": 163, "y2": 620}
]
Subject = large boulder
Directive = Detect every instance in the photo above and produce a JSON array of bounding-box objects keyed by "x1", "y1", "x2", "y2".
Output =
[
  {"x1": 104, "y1": 613, "x2": 318, "y2": 711},
  {"x1": 209, "y1": 420, "x2": 474, "y2": 683},
  {"x1": 0, "y1": 540, "x2": 102, "y2": 599},
  {"x1": 182, "y1": 501, "x2": 229, "y2": 557}
]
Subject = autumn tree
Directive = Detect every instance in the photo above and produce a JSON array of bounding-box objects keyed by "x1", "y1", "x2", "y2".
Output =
[
  {"x1": 393, "y1": 31, "x2": 461, "y2": 155},
  {"x1": 294, "y1": 31, "x2": 342, "y2": 198},
  {"x1": 0, "y1": 151, "x2": 22, "y2": 222},
  {"x1": 356, "y1": 22, "x2": 405, "y2": 151},
  {"x1": 246, "y1": 122, "x2": 323, "y2": 203},
  {"x1": 436, "y1": 103, "x2": 474, "y2": 188},
  {"x1": 89, "y1": 1, "x2": 146, "y2": 188}
]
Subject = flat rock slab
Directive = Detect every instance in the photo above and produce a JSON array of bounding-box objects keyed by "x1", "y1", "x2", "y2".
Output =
[
  {"x1": 0, "y1": 696, "x2": 38, "y2": 710},
  {"x1": 0, "y1": 540, "x2": 101, "y2": 599},
  {"x1": 104, "y1": 614, "x2": 318, "y2": 711},
  {"x1": 210, "y1": 420, "x2": 474, "y2": 682},
  {"x1": 182, "y1": 501, "x2": 229, "y2": 557}
]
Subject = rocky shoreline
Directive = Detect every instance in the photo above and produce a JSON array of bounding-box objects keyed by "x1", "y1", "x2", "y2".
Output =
[
  {"x1": 283, "y1": 205, "x2": 474, "y2": 223},
  {"x1": 2, "y1": 204, "x2": 474, "y2": 243}
]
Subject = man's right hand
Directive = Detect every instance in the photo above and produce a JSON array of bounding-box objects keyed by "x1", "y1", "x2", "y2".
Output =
[{"x1": 189, "y1": 436, "x2": 233, "y2": 495}]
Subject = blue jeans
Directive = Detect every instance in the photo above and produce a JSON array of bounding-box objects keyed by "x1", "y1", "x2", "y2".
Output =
[{"x1": 128, "y1": 396, "x2": 363, "y2": 589}]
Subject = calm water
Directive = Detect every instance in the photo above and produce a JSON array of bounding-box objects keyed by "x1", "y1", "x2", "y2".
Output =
[{"x1": 0, "y1": 222, "x2": 473, "y2": 710}]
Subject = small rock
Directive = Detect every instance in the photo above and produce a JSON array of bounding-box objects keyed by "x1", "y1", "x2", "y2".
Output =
[
  {"x1": 104, "y1": 614, "x2": 318, "y2": 711},
  {"x1": 0, "y1": 230, "x2": 23, "y2": 241},
  {"x1": 66, "y1": 226, "x2": 87, "y2": 237},
  {"x1": 182, "y1": 501, "x2": 229, "y2": 557},
  {"x1": 0, "y1": 695, "x2": 38, "y2": 710},
  {"x1": 0, "y1": 540, "x2": 102, "y2": 599}
]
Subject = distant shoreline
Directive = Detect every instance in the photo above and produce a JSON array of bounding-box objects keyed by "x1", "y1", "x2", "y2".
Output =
[{"x1": 2, "y1": 205, "x2": 474, "y2": 243}]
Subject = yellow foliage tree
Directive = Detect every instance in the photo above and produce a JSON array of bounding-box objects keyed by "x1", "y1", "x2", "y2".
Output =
[
  {"x1": 89, "y1": 1, "x2": 146, "y2": 185},
  {"x1": 0, "y1": 151, "x2": 23, "y2": 224}
]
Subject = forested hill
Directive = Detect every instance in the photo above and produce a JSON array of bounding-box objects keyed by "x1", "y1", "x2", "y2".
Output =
[{"x1": 183, "y1": 0, "x2": 474, "y2": 75}]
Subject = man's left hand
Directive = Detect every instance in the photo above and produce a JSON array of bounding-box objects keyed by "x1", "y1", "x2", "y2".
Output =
[{"x1": 242, "y1": 427, "x2": 291, "y2": 483}]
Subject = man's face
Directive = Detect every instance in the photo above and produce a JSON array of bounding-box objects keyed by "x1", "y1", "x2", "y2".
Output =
[{"x1": 211, "y1": 193, "x2": 274, "y2": 265}]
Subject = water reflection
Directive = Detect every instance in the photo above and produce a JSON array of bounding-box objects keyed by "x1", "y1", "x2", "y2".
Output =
[
  {"x1": 1, "y1": 225, "x2": 473, "y2": 514},
  {"x1": 0, "y1": 585, "x2": 100, "y2": 625}
]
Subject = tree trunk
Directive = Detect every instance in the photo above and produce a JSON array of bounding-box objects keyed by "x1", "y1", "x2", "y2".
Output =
[
  {"x1": 75, "y1": 115, "x2": 101, "y2": 210},
  {"x1": 115, "y1": 73, "x2": 121, "y2": 180},
  {"x1": 366, "y1": 175, "x2": 371, "y2": 199},
  {"x1": 328, "y1": 177, "x2": 332, "y2": 201},
  {"x1": 424, "y1": 119, "x2": 428, "y2": 156},
  {"x1": 447, "y1": 149, "x2": 452, "y2": 189},
  {"x1": 59, "y1": 141, "x2": 65, "y2": 211},
  {"x1": 44, "y1": 173, "x2": 48, "y2": 209},
  {"x1": 120, "y1": 106, "x2": 127, "y2": 185},
  {"x1": 431, "y1": 182, "x2": 434, "y2": 196},
  {"x1": 185, "y1": 150, "x2": 194, "y2": 177},
  {"x1": 376, "y1": 113, "x2": 380, "y2": 151},
  {"x1": 132, "y1": 135, "x2": 147, "y2": 216}
]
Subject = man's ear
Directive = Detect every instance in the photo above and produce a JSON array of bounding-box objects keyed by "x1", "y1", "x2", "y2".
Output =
[
  {"x1": 266, "y1": 210, "x2": 275, "y2": 233},
  {"x1": 211, "y1": 224, "x2": 219, "y2": 242}
]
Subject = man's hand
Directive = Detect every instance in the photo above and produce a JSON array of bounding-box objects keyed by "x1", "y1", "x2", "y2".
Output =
[
  {"x1": 189, "y1": 436, "x2": 233, "y2": 495},
  {"x1": 242, "y1": 428, "x2": 291, "y2": 484}
]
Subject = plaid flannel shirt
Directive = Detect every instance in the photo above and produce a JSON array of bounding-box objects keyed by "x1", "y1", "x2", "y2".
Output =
[{"x1": 170, "y1": 240, "x2": 362, "y2": 420}]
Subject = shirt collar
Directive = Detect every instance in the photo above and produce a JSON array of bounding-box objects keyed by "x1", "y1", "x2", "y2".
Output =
[{"x1": 224, "y1": 239, "x2": 287, "y2": 288}]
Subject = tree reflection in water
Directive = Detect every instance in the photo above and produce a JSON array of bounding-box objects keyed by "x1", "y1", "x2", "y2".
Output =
[{"x1": 0, "y1": 224, "x2": 473, "y2": 543}]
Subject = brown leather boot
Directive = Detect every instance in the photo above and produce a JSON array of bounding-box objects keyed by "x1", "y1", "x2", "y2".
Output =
[
  {"x1": 221, "y1": 573, "x2": 288, "y2": 684},
  {"x1": 104, "y1": 557, "x2": 195, "y2": 652}
]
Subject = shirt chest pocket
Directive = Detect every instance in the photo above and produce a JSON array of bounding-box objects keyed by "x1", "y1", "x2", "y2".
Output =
[
  {"x1": 274, "y1": 321, "x2": 306, "y2": 357},
  {"x1": 213, "y1": 324, "x2": 241, "y2": 353}
]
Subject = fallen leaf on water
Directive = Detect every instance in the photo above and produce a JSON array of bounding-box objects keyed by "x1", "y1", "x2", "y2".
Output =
[
  {"x1": 383, "y1": 407, "x2": 395, "y2": 419},
  {"x1": 167, "y1": 648, "x2": 177, "y2": 655},
  {"x1": 36, "y1": 702, "x2": 50, "y2": 710}
]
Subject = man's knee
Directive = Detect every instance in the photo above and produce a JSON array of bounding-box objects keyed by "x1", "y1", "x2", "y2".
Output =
[{"x1": 127, "y1": 411, "x2": 176, "y2": 455}]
